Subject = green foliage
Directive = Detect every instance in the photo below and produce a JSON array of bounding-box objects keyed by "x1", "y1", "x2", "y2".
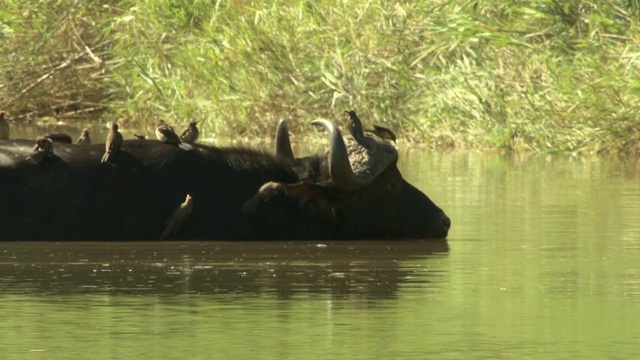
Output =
[{"x1": 1, "y1": 0, "x2": 639, "y2": 153}]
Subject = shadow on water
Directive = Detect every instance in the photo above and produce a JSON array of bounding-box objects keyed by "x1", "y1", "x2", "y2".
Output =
[{"x1": 0, "y1": 240, "x2": 449, "y2": 301}]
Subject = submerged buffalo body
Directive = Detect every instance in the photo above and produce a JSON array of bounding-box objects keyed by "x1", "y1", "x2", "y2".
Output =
[{"x1": 0, "y1": 120, "x2": 450, "y2": 241}]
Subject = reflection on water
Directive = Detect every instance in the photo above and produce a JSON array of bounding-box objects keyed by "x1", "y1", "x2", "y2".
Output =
[
  {"x1": 0, "y1": 241, "x2": 449, "y2": 299},
  {"x1": 2, "y1": 152, "x2": 640, "y2": 359}
]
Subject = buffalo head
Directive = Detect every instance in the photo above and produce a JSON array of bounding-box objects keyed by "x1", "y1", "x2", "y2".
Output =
[{"x1": 246, "y1": 117, "x2": 451, "y2": 240}]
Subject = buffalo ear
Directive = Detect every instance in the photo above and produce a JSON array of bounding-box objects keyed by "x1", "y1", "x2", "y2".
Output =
[
  {"x1": 284, "y1": 183, "x2": 343, "y2": 222},
  {"x1": 242, "y1": 181, "x2": 343, "y2": 222},
  {"x1": 241, "y1": 181, "x2": 286, "y2": 214}
]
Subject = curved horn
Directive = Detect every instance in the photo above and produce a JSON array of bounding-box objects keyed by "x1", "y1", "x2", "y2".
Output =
[
  {"x1": 274, "y1": 119, "x2": 294, "y2": 160},
  {"x1": 311, "y1": 119, "x2": 369, "y2": 191}
]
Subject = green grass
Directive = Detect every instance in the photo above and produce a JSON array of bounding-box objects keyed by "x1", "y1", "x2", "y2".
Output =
[{"x1": 1, "y1": 0, "x2": 639, "y2": 154}]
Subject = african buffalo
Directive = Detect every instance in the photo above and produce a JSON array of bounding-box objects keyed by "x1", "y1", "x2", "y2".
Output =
[{"x1": 0, "y1": 119, "x2": 450, "y2": 241}]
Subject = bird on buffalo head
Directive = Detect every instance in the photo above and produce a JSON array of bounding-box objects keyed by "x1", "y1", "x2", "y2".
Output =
[
  {"x1": 180, "y1": 120, "x2": 200, "y2": 144},
  {"x1": 345, "y1": 110, "x2": 397, "y2": 143},
  {"x1": 365, "y1": 125, "x2": 396, "y2": 143},
  {"x1": 77, "y1": 128, "x2": 91, "y2": 145},
  {"x1": 0, "y1": 109, "x2": 9, "y2": 140},
  {"x1": 101, "y1": 122, "x2": 123, "y2": 163}
]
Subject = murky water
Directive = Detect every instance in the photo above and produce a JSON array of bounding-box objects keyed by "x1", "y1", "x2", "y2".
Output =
[{"x1": 1, "y1": 150, "x2": 640, "y2": 359}]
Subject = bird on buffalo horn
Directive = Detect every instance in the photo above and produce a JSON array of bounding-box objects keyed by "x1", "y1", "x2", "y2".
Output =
[
  {"x1": 345, "y1": 110, "x2": 397, "y2": 143},
  {"x1": 77, "y1": 128, "x2": 91, "y2": 145},
  {"x1": 0, "y1": 109, "x2": 9, "y2": 140},
  {"x1": 101, "y1": 122, "x2": 123, "y2": 163},
  {"x1": 344, "y1": 110, "x2": 365, "y2": 142},
  {"x1": 180, "y1": 120, "x2": 200, "y2": 144},
  {"x1": 161, "y1": 194, "x2": 194, "y2": 239},
  {"x1": 133, "y1": 134, "x2": 147, "y2": 140},
  {"x1": 156, "y1": 119, "x2": 192, "y2": 150},
  {"x1": 25, "y1": 136, "x2": 54, "y2": 164}
]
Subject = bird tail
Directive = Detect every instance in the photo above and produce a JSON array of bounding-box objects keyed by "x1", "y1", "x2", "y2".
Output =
[
  {"x1": 178, "y1": 142, "x2": 194, "y2": 151},
  {"x1": 100, "y1": 151, "x2": 110, "y2": 163},
  {"x1": 160, "y1": 225, "x2": 172, "y2": 240}
]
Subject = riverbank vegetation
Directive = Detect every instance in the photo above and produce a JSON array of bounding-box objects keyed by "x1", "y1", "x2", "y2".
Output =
[{"x1": 1, "y1": 1, "x2": 639, "y2": 154}]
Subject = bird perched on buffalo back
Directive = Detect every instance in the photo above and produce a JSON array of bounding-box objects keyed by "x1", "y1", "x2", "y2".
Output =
[
  {"x1": 101, "y1": 122, "x2": 123, "y2": 163},
  {"x1": 156, "y1": 119, "x2": 193, "y2": 150},
  {"x1": 161, "y1": 194, "x2": 194, "y2": 239},
  {"x1": 155, "y1": 119, "x2": 180, "y2": 145},
  {"x1": 180, "y1": 120, "x2": 200, "y2": 144},
  {"x1": 25, "y1": 136, "x2": 54, "y2": 164},
  {"x1": 0, "y1": 109, "x2": 9, "y2": 140},
  {"x1": 77, "y1": 128, "x2": 91, "y2": 145}
]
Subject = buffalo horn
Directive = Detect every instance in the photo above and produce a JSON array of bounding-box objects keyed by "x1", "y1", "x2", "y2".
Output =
[
  {"x1": 275, "y1": 119, "x2": 294, "y2": 161},
  {"x1": 311, "y1": 119, "x2": 370, "y2": 191}
]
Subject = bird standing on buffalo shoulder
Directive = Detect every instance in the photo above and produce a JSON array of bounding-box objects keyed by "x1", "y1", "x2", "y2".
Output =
[
  {"x1": 161, "y1": 194, "x2": 194, "y2": 239},
  {"x1": 101, "y1": 122, "x2": 123, "y2": 163},
  {"x1": 155, "y1": 119, "x2": 181, "y2": 145},
  {"x1": 180, "y1": 120, "x2": 200, "y2": 144},
  {"x1": 77, "y1": 128, "x2": 91, "y2": 145},
  {"x1": 0, "y1": 109, "x2": 9, "y2": 140},
  {"x1": 26, "y1": 136, "x2": 54, "y2": 164},
  {"x1": 156, "y1": 119, "x2": 193, "y2": 150}
]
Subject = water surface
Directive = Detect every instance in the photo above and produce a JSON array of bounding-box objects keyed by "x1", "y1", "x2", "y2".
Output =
[{"x1": 1, "y1": 151, "x2": 639, "y2": 359}]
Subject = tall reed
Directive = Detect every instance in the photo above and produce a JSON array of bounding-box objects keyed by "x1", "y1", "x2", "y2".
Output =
[{"x1": 1, "y1": 1, "x2": 638, "y2": 153}]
